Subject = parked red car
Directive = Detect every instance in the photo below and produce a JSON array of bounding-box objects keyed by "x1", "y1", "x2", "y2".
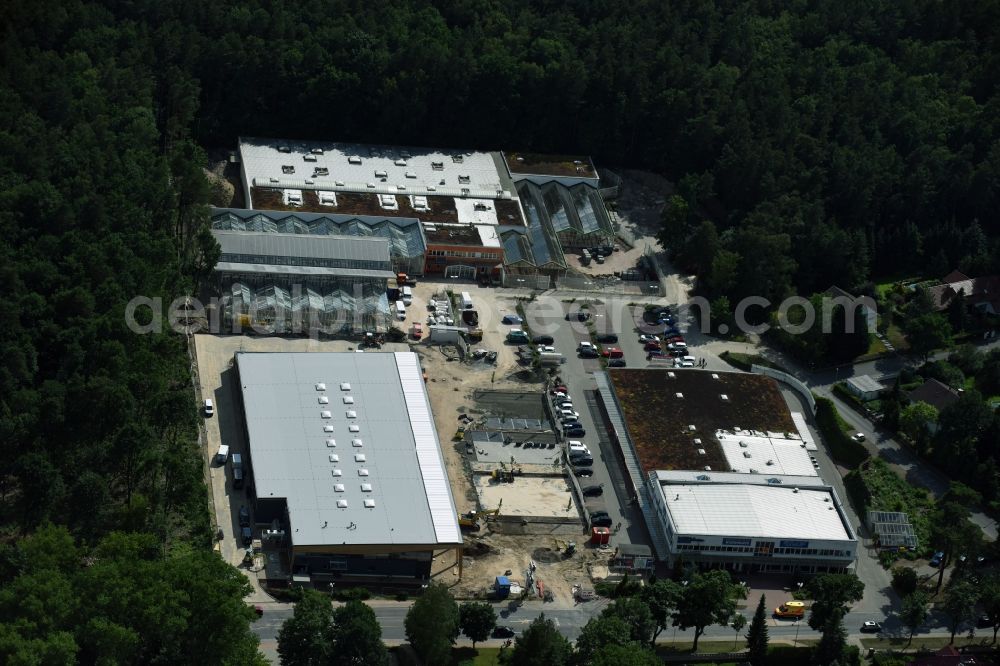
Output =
[
  {"x1": 644, "y1": 341, "x2": 661, "y2": 351},
  {"x1": 601, "y1": 347, "x2": 624, "y2": 359}
]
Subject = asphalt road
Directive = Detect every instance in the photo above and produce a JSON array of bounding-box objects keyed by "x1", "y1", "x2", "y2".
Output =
[{"x1": 251, "y1": 599, "x2": 975, "y2": 649}]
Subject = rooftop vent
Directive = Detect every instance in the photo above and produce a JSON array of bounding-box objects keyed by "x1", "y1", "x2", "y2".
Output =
[
  {"x1": 326, "y1": 439, "x2": 336, "y2": 447},
  {"x1": 431, "y1": 161, "x2": 444, "y2": 170},
  {"x1": 278, "y1": 146, "x2": 292, "y2": 153},
  {"x1": 364, "y1": 499, "x2": 376, "y2": 508},
  {"x1": 334, "y1": 484, "x2": 345, "y2": 492},
  {"x1": 329, "y1": 454, "x2": 339, "y2": 462},
  {"x1": 320, "y1": 411, "x2": 332, "y2": 419},
  {"x1": 337, "y1": 500, "x2": 348, "y2": 508},
  {"x1": 314, "y1": 167, "x2": 330, "y2": 177},
  {"x1": 361, "y1": 483, "x2": 372, "y2": 492},
  {"x1": 304, "y1": 154, "x2": 318, "y2": 162},
  {"x1": 743, "y1": 451, "x2": 752, "y2": 458},
  {"x1": 282, "y1": 165, "x2": 295, "y2": 174},
  {"x1": 427, "y1": 185, "x2": 436, "y2": 191},
  {"x1": 823, "y1": 497, "x2": 831, "y2": 502},
  {"x1": 375, "y1": 170, "x2": 387, "y2": 178},
  {"x1": 676, "y1": 392, "x2": 684, "y2": 399},
  {"x1": 767, "y1": 478, "x2": 782, "y2": 484},
  {"x1": 349, "y1": 425, "x2": 360, "y2": 433},
  {"x1": 704, "y1": 466, "x2": 712, "y2": 471},
  {"x1": 749, "y1": 468, "x2": 759, "y2": 473},
  {"x1": 316, "y1": 383, "x2": 327, "y2": 391},
  {"x1": 739, "y1": 441, "x2": 748, "y2": 448},
  {"x1": 340, "y1": 383, "x2": 351, "y2": 391},
  {"x1": 352, "y1": 439, "x2": 363, "y2": 447},
  {"x1": 318, "y1": 396, "x2": 329, "y2": 404},
  {"x1": 452, "y1": 155, "x2": 464, "y2": 163},
  {"x1": 766, "y1": 459, "x2": 775, "y2": 466},
  {"x1": 712, "y1": 373, "x2": 720, "y2": 379},
  {"x1": 405, "y1": 171, "x2": 416, "y2": 178},
  {"x1": 696, "y1": 474, "x2": 710, "y2": 481},
  {"x1": 667, "y1": 372, "x2": 676, "y2": 378},
  {"x1": 355, "y1": 454, "x2": 366, "y2": 462},
  {"x1": 331, "y1": 469, "x2": 342, "y2": 477},
  {"x1": 346, "y1": 410, "x2": 357, "y2": 418},
  {"x1": 348, "y1": 156, "x2": 362, "y2": 165},
  {"x1": 343, "y1": 396, "x2": 354, "y2": 404},
  {"x1": 394, "y1": 159, "x2": 407, "y2": 166},
  {"x1": 358, "y1": 469, "x2": 369, "y2": 476},
  {"x1": 335, "y1": 180, "x2": 345, "y2": 186},
  {"x1": 324, "y1": 425, "x2": 335, "y2": 433},
  {"x1": 269, "y1": 177, "x2": 279, "y2": 183},
  {"x1": 693, "y1": 438, "x2": 702, "y2": 445},
  {"x1": 792, "y1": 487, "x2": 799, "y2": 493},
  {"x1": 720, "y1": 394, "x2": 729, "y2": 401},
  {"x1": 688, "y1": 424, "x2": 696, "y2": 431},
  {"x1": 367, "y1": 182, "x2": 375, "y2": 188},
  {"x1": 698, "y1": 449, "x2": 706, "y2": 455}
]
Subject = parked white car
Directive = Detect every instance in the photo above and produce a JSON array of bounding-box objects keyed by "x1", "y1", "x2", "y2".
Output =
[
  {"x1": 578, "y1": 341, "x2": 597, "y2": 352},
  {"x1": 203, "y1": 399, "x2": 214, "y2": 417},
  {"x1": 568, "y1": 440, "x2": 590, "y2": 455},
  {"x1": 638, "y1": 334, "x2": 660, "y2": 343}
]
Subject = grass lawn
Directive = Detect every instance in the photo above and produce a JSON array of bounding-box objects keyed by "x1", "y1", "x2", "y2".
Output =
[
  {"x1": 446, "y1": 647, "x2": 503, "y2": 665},
  {"x1": 860, "y1": 635, "x2": 997, "y2": 651}
]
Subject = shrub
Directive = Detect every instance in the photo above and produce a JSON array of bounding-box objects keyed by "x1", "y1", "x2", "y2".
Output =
[
  {"x1": 891, "y1": 566, "x2": 918, "y2": 595},
  {"x1": 336, "y1": 587, "x2": 371, "y2": 601}
]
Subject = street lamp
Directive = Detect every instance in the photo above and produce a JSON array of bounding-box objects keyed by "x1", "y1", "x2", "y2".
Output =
[{"x1": 794, "y1": 620, "x2": 801, "y2": 646}]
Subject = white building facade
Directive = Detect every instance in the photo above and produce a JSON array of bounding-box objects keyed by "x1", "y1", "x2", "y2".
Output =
[{"x1": 647, "y1": 471, "x2": 858, "y2": 575}]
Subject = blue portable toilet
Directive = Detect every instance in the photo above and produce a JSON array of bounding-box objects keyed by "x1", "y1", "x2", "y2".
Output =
[{"x1": 495, "y1": 575, "x2": 511, "y2": 599}]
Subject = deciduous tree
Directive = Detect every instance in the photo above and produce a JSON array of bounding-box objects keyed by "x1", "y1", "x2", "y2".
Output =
[
  {"x1": 673, "y1": 570, "x2": 741, "y2": 652},
  {"x1": 404, "y1": 583, "x2": 459, "y2": 665},
  {"x1": 458, "y1": 601, "x2": 496, "y2": 649}
]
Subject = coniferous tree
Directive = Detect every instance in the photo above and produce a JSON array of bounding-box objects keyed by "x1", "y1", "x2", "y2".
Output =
[{"x1": 746, "y1": 594, "x2": 769, "y2": 666}]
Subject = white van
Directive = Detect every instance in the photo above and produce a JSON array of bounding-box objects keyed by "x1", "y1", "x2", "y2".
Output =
[
  {"x1": 215, "y1": 445, "x2": 229, "y2": 465},
  {"x1": 395, "y1": 300, "x2": 406, "y2": 320},
  {"x1": 401, "y1": 286, "x2": 413, "y2": 305},
  {"x1": 460, "y1": 292, "x2": 473, "y2": 310}
]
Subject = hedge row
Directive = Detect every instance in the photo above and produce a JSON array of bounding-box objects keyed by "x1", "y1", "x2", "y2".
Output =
[{"x1": 815, "y1": 396, "x2": 870, "y2": 469}]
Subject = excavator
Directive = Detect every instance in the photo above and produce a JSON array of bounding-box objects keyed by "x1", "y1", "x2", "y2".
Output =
[{"x1": 458, "y1": 500, "x2": 502, "y2": 531}]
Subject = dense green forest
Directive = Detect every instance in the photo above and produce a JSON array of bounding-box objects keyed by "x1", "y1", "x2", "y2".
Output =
[{"x1": 1, "y1": 0, "x2": 998, "y2": 660}]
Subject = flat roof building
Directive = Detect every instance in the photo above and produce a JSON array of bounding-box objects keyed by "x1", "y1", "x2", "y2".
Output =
[
  {"x1": 234, "y1": 351, "x2": 462, "y2": 587},
  {"x1": 649, "y1": 471, "x2": 857, "y2": 574},
  {"x1": 594, "y1": 368, "x2": 856, "y2": 573}
]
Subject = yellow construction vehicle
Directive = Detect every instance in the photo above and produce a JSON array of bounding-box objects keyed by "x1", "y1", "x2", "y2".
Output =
[{"x1": 457, "y1": 501, "x2": 502, "y2": 530}]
